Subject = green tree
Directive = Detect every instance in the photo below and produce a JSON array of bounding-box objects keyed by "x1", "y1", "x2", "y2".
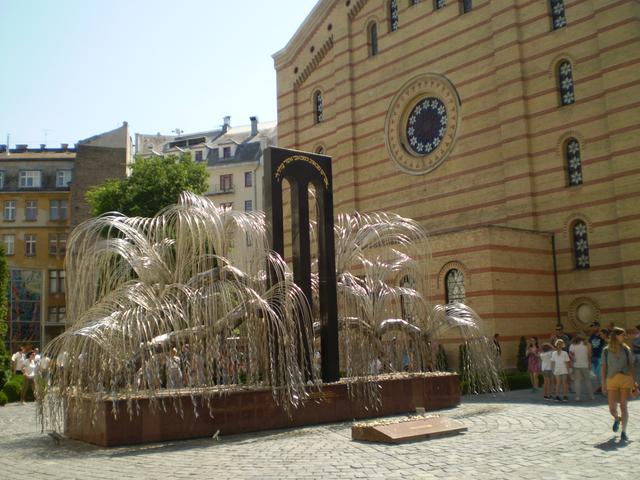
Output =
[
  {"x1": 86, "y1": 154, "x2": 209, "y2": 217},
  {"x1": 0, "y1": 244, "x2": 10, "y2": 373}
]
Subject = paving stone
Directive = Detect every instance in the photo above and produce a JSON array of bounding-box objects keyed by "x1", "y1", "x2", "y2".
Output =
[{"x1": 0, "y1": 390, "x2": 638, "y2": 478}]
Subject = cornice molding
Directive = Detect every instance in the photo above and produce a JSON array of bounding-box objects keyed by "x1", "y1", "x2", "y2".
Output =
[
  {"x1": 272, "y1": 0, "x2": 337, "y2": 70},
  {"x1": 294, "y1": 35, "x2": 334, "y2": 90},
  {"x1": 348, "y1": 0, "x2": 369, "y2": 20}
]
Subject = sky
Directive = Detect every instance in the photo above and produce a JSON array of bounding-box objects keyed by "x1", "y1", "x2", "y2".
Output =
[{"x1": 0, "y1": 0, "x2": 319, "y2": 148}]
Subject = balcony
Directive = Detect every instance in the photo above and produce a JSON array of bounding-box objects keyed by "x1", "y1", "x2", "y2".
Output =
[{"x1": 209, "y1": 184, "x2": 235, "y2": 195}]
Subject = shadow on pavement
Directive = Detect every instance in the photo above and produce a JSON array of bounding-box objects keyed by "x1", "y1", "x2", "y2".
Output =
[
  {"x1": 594, "y1": 437, "x2": 631, "y2": 451},
  {"x1": 463, "y1": 389, "x2": 613, "y2": 408}
]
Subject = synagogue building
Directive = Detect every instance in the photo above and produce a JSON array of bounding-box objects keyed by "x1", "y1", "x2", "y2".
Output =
[{"x1": 273, "y1": 0, "x2": 640, "y2": 365}]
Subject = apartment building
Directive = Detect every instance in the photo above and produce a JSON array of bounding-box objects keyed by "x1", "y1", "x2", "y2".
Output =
[{"x1": 1, "y1": 123, "x2": 130, "y2": 351}]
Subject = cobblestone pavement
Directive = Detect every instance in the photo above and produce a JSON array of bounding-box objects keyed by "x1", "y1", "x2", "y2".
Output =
[{"x1": 0, "y1": 390, "x2": 637, "y2": 479}]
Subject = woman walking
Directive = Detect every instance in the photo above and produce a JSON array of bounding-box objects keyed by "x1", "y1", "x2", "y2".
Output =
[{"x1": 601, "y1": 327, "x2": 638, "y2": 442}]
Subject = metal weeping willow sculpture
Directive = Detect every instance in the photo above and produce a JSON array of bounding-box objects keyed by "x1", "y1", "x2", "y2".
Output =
[{"x1": 37, "y1": 150, "x2": 502, "y2": 437}]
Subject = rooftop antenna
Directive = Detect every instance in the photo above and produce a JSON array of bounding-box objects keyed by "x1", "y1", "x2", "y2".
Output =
[
  {"x1": 6, "y1": 134, "x2": 9, "y2": 155},
  {"x1": 43, "y1": 129, "x2": 52, "y2": 145},
  {"x1": 172, "y1": 128, "x2": 183, "y2": 136}
]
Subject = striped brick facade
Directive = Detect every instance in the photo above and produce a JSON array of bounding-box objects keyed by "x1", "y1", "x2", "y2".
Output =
[{"x1": 274, "y1": 0, "x2": 640, "y2": 367}]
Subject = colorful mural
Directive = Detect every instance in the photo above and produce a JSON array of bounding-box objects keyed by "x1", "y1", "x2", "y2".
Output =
[{"x1": 9, "y1": 269, "x2": 42, "y2": 352}]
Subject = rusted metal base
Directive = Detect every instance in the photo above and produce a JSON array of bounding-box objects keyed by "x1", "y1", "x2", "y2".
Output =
[{"x1": 65, "y1": 373, "x2": 459, "y2": 447}]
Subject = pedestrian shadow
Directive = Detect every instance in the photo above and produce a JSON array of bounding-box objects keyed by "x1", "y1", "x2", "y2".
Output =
[{"x1": 593, "y1": 437, "x2": 630, "y2": 451}]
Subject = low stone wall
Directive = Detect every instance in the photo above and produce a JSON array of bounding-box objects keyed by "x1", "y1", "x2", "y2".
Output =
[{"x1": 65, "y1": 373, "x2": 459, "y2": 446}]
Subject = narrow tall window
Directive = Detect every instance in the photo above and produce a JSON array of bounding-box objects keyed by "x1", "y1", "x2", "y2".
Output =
[
  {"x1": 244, "y1": 200, "x2": 253, "y2": 212},
  {"x1": 3, "y1": 234, "x2": 14, "y2": 255},
  {"x1": 194, "y1": 150, "x2": 203, "y2": 162},
  {"x1": 3, "y1": 200, "x2": 16, "y2": 221},
  {"x1": 49, "y1": 269, "x2": 65, "y2": 294},
  {"x1": 549, "y1": 0, "x2": 567, "y2": 30},
  {"x1": 389, "y1": 0, "x2": 399, "y2": 31},
  {"x1": 558, "y1": 60, "x2": 575, "y2": 106},
  {"x1": 460, "y1": 0, "x2": 472, "y2": 13},
  {"x1": 220, "y1": 174, "x2": 233, "y2": 192},
  {"x1": 400, "y1": 275, "x2": 416, "y2": 321},
  {"x1": 0, "y1": 171, "x2": 4, "y2": 189},
  {"x1": 223, "y1": 146, "x2": 231, "y2": 158},
  {"x1": 50, "y1": 200, "x2": 68, "y2": 221},
  {"x1": 56, "y1": 170, "x2": 72, "y2": 187},
  {"x1": 445, "y1": 268, "x2": 465, "y2": 303},
  {"x1": 244, "y1": 171, "x2": 253, "y2": 187},
  {"x1": 25, "y1": 234, "x2": 36, "y2": 256},
  {"x1": 435, "y1": 0, "x2": 446, "y2": 8},
  {"x1": 25, "y1": 200, "x2": 37, "y2": 221},
  {"x1": 368, "y1": 22, "x2": 378, "y2": 57},
  {"x1": 572, "y1": 221, "x2": 590, "y2": 269},
  {"x1": 49, "y1": 233, "x2": 67, "y2": 256},
  {"x1": 314, "y1": 90, "x2": 324, "y2": 124},
  {"x1": 565, "y1": 138, "x2": 583, "y2": 186}
]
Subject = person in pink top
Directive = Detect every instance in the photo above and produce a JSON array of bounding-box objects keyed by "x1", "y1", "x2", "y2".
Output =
[{"x1": 527, "y1": 337, "x2": 541, "y2": 392}]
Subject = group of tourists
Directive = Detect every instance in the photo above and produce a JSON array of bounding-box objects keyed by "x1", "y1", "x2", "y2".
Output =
[
  {"x1": 524, "y1": 322, "x2": 640, "y2": 441},
  {"x1": 10, "y1": 345, "x2": 51, "y2": 404}
]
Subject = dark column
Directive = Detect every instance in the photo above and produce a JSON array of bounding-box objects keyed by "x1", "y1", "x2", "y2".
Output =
[
  {"x1": 263, "y1": 147, "x2": 340, "y2": 383},
  {"x1": 315, "y1": 178, "x2": 340, "y2": 382},
  {"x1": 290, "y1": 180, "x2": 313, "y2": 378}
]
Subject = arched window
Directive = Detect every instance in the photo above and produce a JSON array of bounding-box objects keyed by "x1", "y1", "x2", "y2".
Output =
[
  {"x1": 389, "y1": 0, "x2": 399, "y2": 32},
  {"x1": 313, "y1": 90, "x2": 324, "y2": 124},
  {"x1": 550, "y1": 0, "x2": 567, "y2": 30},
  {"x1": 368, "y1": 22, "x2": 378, "y2": 57},
  {"x1": 565, "y1": 138, "x2": 583, "y2": 187},
  {"x1": 460, "y1": 0, "x2": 472, "y2": 14},
  {"x1": 400, "y1": 275, "x2": 416, "y2": 321},
  {"x1": 572, "y1": 220, "x2": 590, "y2": 269},
  {"x1": 435, "y1": 0, "x2": 446, "y2": 9},
  {"x1": 445, "y1": 269, "x2": 465, "y2": 304},
  {"x1": 558, "y1": 60, "x2": 575, "y2": 106}
]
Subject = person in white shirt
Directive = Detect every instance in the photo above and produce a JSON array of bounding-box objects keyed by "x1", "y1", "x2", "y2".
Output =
[
  {"x1": 539, "y1": 343, "x2": 555, "y2": 400},
  {"x1": 569, "y1": 334, "x2": 594, "y2": 401},
  {"x1": 551, "y1": 339, "x2": 571, "y2": 402},
  {"x1": 20, "y1": 351, "x2": 37, "y2": 404},
  {"x1": 11, "y1": 345, "x2": 26, "y2": 376}
]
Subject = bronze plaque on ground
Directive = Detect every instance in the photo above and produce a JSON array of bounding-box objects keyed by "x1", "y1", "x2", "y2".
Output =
[{"x1": 351, "y1": 417, "x2": 467, "y2": 444}]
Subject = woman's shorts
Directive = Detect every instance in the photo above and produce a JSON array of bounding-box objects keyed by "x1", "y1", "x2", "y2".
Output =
[
  {"x1": 606, "y1": 373, "x2": 635, "y2": 390},
  {"x1": 542, "y1": 370, "x2": 553, "y2": 379}
]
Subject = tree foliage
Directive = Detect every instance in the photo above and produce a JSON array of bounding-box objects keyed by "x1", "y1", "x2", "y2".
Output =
[
  {"x1": 86, "y1": 154, "x2": 209, "y2": 218},
  {"x1": 0, "y1": 244, "x2": 10, "y2": 372}
]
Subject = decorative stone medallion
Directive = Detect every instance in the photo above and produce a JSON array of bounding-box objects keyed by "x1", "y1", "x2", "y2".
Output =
[
  {"x1": 384, "y1": 74, "x2": 461, "y2": 175},
  {"x1": 568, "y1": 297, "x2": 600, "y2": 326}
]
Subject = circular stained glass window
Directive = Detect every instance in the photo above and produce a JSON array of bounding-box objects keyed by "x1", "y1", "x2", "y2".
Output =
[{"x1": 405, "y1": 97, "x2": 448, "y2": 156}]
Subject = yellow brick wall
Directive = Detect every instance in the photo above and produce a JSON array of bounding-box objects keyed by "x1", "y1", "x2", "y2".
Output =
[{"x1": 274, "y1": 0, "x2": 640, "y2": 366}]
